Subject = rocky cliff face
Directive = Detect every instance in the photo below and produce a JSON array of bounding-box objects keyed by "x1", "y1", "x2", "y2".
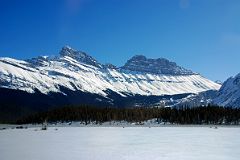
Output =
[
  {"x1": 59, "y1": 46, "x2": 102, "y2": 68},
  {"x1": 121, "y1": 55, "x2": 194, "y2": 75}
]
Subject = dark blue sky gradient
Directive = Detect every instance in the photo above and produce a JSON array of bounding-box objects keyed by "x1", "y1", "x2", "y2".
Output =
[{"x1": 0, "y1": 0, "x2": 240, "y2": 81}]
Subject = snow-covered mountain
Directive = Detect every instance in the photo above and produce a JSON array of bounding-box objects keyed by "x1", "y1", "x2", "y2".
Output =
[
  {"x1": 121, "y1": 55, "x2": 194, "y2": 75},
  {"x1": 213, "y1": 73, "x2": 240, "y2": 107},
  {"x1": 171, "y1": 73, "x2": 240, "y2": 108},
  {"x1": 0, "y1": 46, "x2": 220, "y2": 108},
  {"x1": 170, "y1": 90, "x2": 218, "y2": 108}
]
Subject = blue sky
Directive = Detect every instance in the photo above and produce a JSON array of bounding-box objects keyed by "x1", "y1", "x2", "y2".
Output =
[{"x1": 0, "y1": 0, "x2": 240, "y2": 81}]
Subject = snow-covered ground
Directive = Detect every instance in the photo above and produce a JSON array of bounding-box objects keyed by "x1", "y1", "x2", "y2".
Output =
[{"x1": 0, "y1": 127, "x2": 240, "y2": 160}]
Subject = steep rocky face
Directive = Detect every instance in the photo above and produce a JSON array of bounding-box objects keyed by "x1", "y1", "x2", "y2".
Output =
[
  {"x1": 213, "y1": 73, "x2": 240, "y2": 107},
  {"x1": 121, "y1": 55, "x2": 194, "y2": 75},
  {"x1": 59, "y1": 46, "x2": 102, "y2": 68},
  {"x1": 26, "y1": 56, "x2": 50, "y2": 67}
]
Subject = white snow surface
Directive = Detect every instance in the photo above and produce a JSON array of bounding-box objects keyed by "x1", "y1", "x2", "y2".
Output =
[
  {"x1": 0, "y1": 127, "x2": 240, "y2": 160},
  {"x1": 0, "y1": 54, "x2": 220, "y2": 96},
  {"x1": 213, "y1": 73, "x2": 240, "y2": 107}
]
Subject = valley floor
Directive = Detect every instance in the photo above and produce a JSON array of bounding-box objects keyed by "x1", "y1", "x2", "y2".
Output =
[{"x1": 0, "y1": 127, "x2": 240, "y2": 160}]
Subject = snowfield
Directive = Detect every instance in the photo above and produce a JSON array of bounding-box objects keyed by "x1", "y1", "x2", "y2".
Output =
[{"x1": 0, "y1": 127, "x2": 240, "y2": 160}]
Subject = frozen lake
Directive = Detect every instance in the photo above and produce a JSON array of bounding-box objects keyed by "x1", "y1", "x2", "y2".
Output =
[{"x1": 0, "y1": 127, "x2": 240, "y2": 160}]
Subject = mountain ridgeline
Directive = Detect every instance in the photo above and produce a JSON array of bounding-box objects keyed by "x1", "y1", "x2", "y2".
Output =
[
  {"x1": 0, "y1": 46, "x2": 220, "y2": 95},
  {"x1": 0, "y1": 46, "x2": 240, "y2": 122},
  {"x1": 121, "y1": 55, "x2": 194, "y2": 75}
]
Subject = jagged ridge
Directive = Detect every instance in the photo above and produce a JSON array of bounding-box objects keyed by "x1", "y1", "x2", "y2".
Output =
[
  {"x1": 121, "y1": 55, "x2": 195, "y2": 75},
  {"x1": 0, "y1": 46, "x2": 221, "y2": 99}
]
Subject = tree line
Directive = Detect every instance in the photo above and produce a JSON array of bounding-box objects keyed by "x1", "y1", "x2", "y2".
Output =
[{"x1": 16, "y1": 105, "x2": 240, "y2": 125}]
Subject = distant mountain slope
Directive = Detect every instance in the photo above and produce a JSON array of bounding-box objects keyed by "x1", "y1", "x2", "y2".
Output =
[
  {"x1": 0, "y1": 46, "x2": 220, "y2": 99},
  {"x1": 172, "y1": 73, "x2": 240, "y2": 108},
  {"x1": 213, "y1": 73, "x2": 240, "y2": 108}
]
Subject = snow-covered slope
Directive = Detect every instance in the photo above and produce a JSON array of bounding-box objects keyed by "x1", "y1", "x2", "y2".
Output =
[
  {"x1": 175, "y1": 73, "x2": 240, "y2": 108},
  {"x1": 213, "y1": 73, "x2": 240, "y2": 107},
  {"x1": 170, "y1": 90, "x2": 218, "y2": 108},
  {"x1": 0, "y1": 46, "x2": 220, "y2": 99}
]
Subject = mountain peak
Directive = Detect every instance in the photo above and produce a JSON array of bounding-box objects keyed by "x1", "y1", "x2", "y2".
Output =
[
  {"x1": 62, "y1": 45, "x2": 74, "y2": 50},
  {"x1": 60, "y1": 46, "x2": 86, "y2": 58},
  {"x1": 121, "y1": 55, "x2": 194, "y2": 75},
  {"x1": 59, "y1": 46, "x2": 101, "y2": 67},
  {"x1": 130, "y1": 55, "x2": 147, "y2": 61}
]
